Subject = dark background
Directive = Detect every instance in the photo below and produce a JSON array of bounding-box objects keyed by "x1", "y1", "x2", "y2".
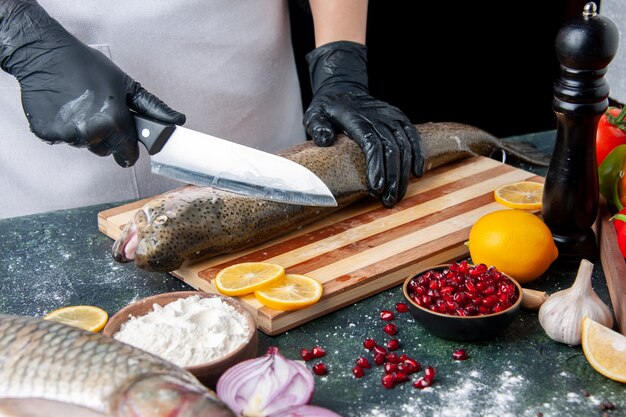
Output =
[{"x1": 288, "y1": 0, "x2": 591, "y2": 138}]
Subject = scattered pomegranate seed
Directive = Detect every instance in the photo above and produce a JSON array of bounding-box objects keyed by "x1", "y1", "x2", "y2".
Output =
[
  {"x1": 373, "y1": 345, "x2": 387, "y2": 355},
  {"x1": 373, "y1": 352, "x2": 386, "y2": 366},
  {"x1": 384, "y1": 362, "x2": 398, "y2": 374},
  {"x1": 380, "y1": 310, "x2": 395, "y2": 321},
  {"x1": 385, "y1": 353, "x2": 400, "y2": 364},
  {"x1": 452, "y1": 348, "x2": 469, "y2": 360},
  {"x1": 413, "y1": 377, "x2": 430, "y2": 389},
  {"x1": 312, "y1": 362, "x2": 327, "y2": 376},
  {"x1": 399, "y1": 354, "x2": 409, "y2": 361},
  {"x1": 424, "y1": 366, "x2": 436, "y2": 383},
  {"x1": 394, "y1": 372, "x2": 409, "y2": 383},
  {"x1": 386, "y1": 339, "x2": 400, "y2": 351},
  {"x1": 383, "y1": 323, "x2": 397, "y2": 336},
  {"x1": 355, "y1": 356, "x2": 371, "y2": 369},
  {"x1": 300, "y1": 348, "x2": 313, "y2": 361},
  {"x1": 395, "y1": 302, "x2": 409, "y2": 313},
  {"x1": 363, "y1": 338, "x2": 377, "y2": 350},
  {"x1": 352, "y1": 365, "x2": 365, "y2": 378},
  {"x1": 381, "y1": 373, "x2": 395, "y2": 389},
  {"x1": 402, "y1": 358, "x2": 421, "y2": 373},
  {"x1": 311, "y1": 346, "x2": 326, "y2": 358}
]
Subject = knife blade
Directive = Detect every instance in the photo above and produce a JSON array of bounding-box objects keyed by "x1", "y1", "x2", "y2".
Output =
[{"x1": 132, "y1": 114, "x2": 337, "y2": 207}]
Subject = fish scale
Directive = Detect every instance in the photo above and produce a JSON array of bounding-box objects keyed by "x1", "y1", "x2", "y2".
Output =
[{"x1": 0, "y1": 315, "x2": 235, "y2": 417}]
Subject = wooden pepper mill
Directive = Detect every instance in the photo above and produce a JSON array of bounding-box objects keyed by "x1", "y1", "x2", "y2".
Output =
[{"x1": 542, "y1": 2, "x2": 618, "y2": 262}]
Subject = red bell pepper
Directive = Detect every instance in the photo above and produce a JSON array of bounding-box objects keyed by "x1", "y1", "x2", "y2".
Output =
[
  {"x1": 610, "y1": 208, "x2": 626, "y2": 258},
  {"x1": 596, "y1": 106, "x2": 626, "y2": 167}
]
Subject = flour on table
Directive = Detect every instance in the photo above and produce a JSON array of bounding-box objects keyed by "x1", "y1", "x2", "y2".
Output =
[{"x1": 114, "y1": 295, "x2": 249, "y2": 367}]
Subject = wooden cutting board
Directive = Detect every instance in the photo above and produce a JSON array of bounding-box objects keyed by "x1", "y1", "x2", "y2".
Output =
[
  {"x1": 98, "y1": 156, "x2": 542, "y2": 335},
  {"x1": 597, "y1": 199, "x2": 626, "y2": 335}
]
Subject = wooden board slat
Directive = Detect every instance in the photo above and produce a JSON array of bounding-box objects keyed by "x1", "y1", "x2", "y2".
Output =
[
  {"x1": 597, "y1": 199, "x2": 626, "y2": 335},
  {"x1": 98, "y1": 156, "x2": 543, "y2": 335}
]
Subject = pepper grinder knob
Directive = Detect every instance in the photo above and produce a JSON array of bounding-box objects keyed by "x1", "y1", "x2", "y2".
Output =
[{"x1": 542, "y1": 2, "x2": 618, "y2": 262}]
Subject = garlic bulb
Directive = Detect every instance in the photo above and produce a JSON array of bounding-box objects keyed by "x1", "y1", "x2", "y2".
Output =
[{"x1": 538, "y1": 259, "x2": 613, "y2": 345}]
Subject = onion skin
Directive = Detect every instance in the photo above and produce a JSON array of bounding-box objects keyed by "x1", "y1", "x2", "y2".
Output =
[{"x1": 216, "y1": 347, "x2": 314, "y2": 416}]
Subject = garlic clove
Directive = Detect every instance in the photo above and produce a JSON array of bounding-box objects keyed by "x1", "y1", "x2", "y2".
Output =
[{"x1": 538, "y1": 259, "x2": 614, "y2": 346}]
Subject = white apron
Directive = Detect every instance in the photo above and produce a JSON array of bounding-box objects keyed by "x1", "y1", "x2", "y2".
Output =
[{"x1": 0, "y1": 0, "x2": 305, "y2": 219}]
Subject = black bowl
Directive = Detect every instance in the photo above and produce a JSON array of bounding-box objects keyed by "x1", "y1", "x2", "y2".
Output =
[{"x1": 402, "y1": 264, "x2": 522, "y2": 341}]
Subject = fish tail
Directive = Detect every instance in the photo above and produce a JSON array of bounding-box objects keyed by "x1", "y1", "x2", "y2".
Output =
[{"x1": 499, "y1": 138, "x2": 551, "y2": 167}]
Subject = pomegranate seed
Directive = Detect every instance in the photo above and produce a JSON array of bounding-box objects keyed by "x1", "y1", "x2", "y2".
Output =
[
  {"x1": 394, "y1": 372, "x2": 409, "y2": 383},
  {"x1": 424, "y1": 366, "x2": 436, "y2": 383},
  {"x1": 373, "y1": 345, "x2": 387, "y2": 355},
  {"x1": 311, "y1": 346, "x2": 326, "y2": 358},
  {"x1": 352, "y1": 365, "x2": 365, "y2": 378},
  {"x1": 399, "y1": 354, "x2": 409, "y2": 361},
  {"x1": 395, "y1": 302, "x2": 409, "y2": 313},
  {"x1": 383, "y1": 323, "x2": 397, "y2": 336},
  {"x1": 403, "y1": 358, "x2": 421, "y2": 373},
  {"x1": 386, "y1": 353, "x2": 400, "y2": 363},
  {"x1": 413, "y1": 377, "x2": 430, "y2": 389},
  {"x1": 381, "y1": 373, "x2": 395, "y2": 389},
  {"x1": 355, "y1": 356, "x2": 371, "y2": 369},
  {"x1": 312, "y1": 362, "x2": 327, "y2": 376},
  {"x1": 452, "y1": 349, "x2": 468, "y2": 360},
  {"x1": 384, "y1": 362, "x2": 398, "y2": 374},
  {"x1": 374, "y1": 352, "x2": 386, "y2": 366},
  {"x1": 406, "y1": 261, "x2": 519, "y2": 317},
  {"x1": 386, "y1": 339, "x2": 400, "y2": 351},
  {"x1": 300, "y1": 348, "x2": 313, "y2": 361},
  {"x1": 380, "y1": 310, "x2": 394, "y2": 321},
  {"x1": 363, "y1": 338, "x2": 377, "y2": 350}
]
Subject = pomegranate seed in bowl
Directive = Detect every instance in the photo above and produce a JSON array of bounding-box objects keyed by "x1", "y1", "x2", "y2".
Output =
[{"x1": 402, "y1": 262, "x2": 523, "y2": 341}]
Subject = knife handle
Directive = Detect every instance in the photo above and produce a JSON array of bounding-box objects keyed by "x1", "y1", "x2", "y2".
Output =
[{"x1": 132, "y1": 113, "x2": 176, "y2": 155}]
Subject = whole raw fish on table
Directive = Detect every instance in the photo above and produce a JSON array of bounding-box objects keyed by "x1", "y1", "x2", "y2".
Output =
[
  {"x1": 113, "y1": 122, "x2": 548, "y2": 272},
  {"x1": 0, "y1": 314, "x2": 235, "y2": 417}
]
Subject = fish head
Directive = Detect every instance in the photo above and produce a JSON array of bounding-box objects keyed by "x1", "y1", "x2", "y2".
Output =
[
  {"x1": 112, "y1": 187, "x2": 224, "y2": 272},
  {"x1": 116, "y1": 374, "x2": 236, "y2": 417}
]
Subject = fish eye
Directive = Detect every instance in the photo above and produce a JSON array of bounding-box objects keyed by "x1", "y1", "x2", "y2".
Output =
[{"x1": 153, "y1": 214, "x2": 169, "y2": 225}]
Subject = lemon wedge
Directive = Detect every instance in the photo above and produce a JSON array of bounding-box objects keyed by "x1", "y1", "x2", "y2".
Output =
[
  {"x1": 493, "y1": 181, "x2": 544, "y2": 210},
  {"x1": 581, "y1": 316, "x2": 626, "y2": 383},
  {"x1": 43, "y1": 305, "x2": 109, "y2": 332},
  {"x1": 215, "y1": 262, "x2": 285, "y2": 296},
  {"x1": 254, "y1": 274, "x2": 323, "y2": 311}
]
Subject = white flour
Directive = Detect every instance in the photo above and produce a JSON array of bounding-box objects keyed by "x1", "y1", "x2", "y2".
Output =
[{"x1": 113, "y1": 295, "x2": 250, "y2": 367}]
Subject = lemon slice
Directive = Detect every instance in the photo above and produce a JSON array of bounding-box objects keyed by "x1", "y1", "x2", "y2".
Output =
[
  {"x1": 43, "y1": 305, "x2": 109, "y2": 332},
  {"x1": 582, "y1": 317, "x2": 626, "y2": 383},
  {"x1": 215, "y1": 262, "x2": 285, "y2": 296},
  {"x1": 493, "y1": 181, "x2": 544, "y2": 210},
  {"x1": 254, "y1": 274, "x2": 323, "y2": 311}
]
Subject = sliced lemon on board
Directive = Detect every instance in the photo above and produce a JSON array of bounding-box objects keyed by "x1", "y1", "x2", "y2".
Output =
[
  {"x1": 581, "y1": 316, "x2": 626, "y2": 383},
  {"x1": 43, "y1": 305, "x2": 109, "y2": 332},
  {"x1": 215, "y1": 262, "x2": 285, "y2": 296},
  {"x1": 254, "y1": 274, "x2": 323, "y2": 311},
  {"x1": 493, "y1": 181, "x2": 544, "y2": 210}
]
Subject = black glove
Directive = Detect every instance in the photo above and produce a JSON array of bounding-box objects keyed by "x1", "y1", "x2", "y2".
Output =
[
  {"x1": 304, "y1": 41, "x2": 423, "y2": 208},
  {"x1": 0, "y1": 0, "x2": 185, "y2": 167}
]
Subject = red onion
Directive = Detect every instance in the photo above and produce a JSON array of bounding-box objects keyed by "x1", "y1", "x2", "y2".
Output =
[
  {"x1": 216, "y1": 346, "x2": 314, "y2": 416},
  {"x1": 268, "y1": 405, "x2": 342, "y2": 417}
]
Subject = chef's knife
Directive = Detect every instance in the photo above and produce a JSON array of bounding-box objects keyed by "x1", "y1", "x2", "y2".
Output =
[{"x1": 133, "y1": 114, "x2": 337, "y2": 207}]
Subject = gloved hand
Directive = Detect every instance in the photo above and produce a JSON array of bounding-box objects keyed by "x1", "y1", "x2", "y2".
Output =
[
  {"x1": 0, "y1": 0, "x2": 185, "y2": 167},
  {"x1": 304, "y1": 41, "x2": 423, "y2": 208}
]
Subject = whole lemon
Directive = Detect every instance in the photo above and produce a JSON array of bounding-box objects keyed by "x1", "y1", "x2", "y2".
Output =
[{"x1": 468, "y1": 209, "x2": 558, "y2": 283}]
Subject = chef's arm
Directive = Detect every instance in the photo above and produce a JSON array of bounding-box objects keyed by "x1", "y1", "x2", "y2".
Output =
[
  {"x1": 0, "y1": 0, "x2": 185, "y2": 167},
  {"x1": 304, "y1": 0, "x2": 423, "y2": 208}
]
